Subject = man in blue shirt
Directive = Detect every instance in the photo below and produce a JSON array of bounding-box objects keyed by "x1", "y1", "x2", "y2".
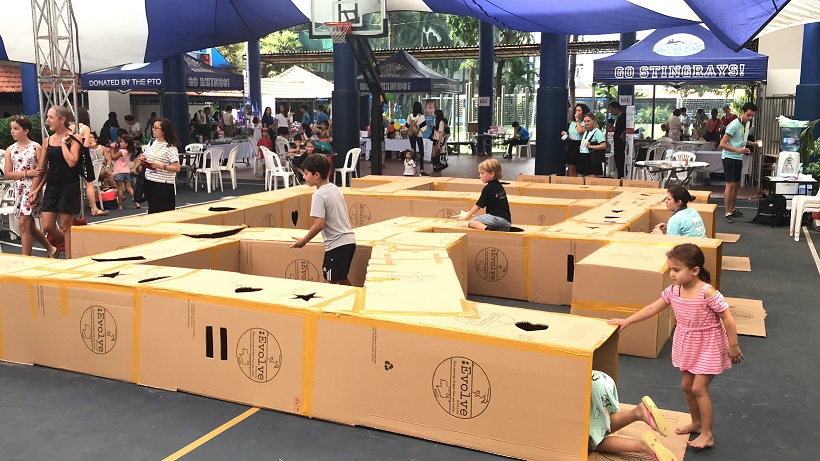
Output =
[
  {"x1": 315, "y1": 105, "x2": 329, "y2": 124},
  {"x1": 503, "y1": 121, "x2": 530, "y2": 159},
  {"x1": 719, "y1": 102, "x2": 757, "y2": 223},
  {"x1": 300, "y1": 105, "x2": 311, "y2": 126}
]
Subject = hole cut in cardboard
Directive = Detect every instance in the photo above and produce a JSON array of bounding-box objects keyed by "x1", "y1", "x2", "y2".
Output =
[
  {"x1": 208, "y1": 207, "x2": 237, "y2": 212},
  {"x1": 235, "y1": 287, "x2": 263, "y2": 293},
  {"x1": 515, "y1": 321, "x2": 549, "y2": 332},
  {"x1": 138, "y1": 276, "x2": 172, "y2": 284}
]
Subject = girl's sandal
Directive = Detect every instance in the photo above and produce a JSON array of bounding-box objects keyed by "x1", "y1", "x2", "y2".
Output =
[
  {"x1": 48, "y1": 247, "x2": 60, "y2": 259},
  {"x1": 641, "y1": 396, "x2": 669, "y2": 436},
  {"x1": 642, "y1": 432, "x2": 677, "y2": 461},
  {"x1": 91, "y1": 209, "x2": 109, "y2": 216}
]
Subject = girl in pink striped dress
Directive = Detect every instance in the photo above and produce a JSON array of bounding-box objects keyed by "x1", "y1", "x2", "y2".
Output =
[{"x1": 608, "y1": 243, "x2": 743, "y2": 450}]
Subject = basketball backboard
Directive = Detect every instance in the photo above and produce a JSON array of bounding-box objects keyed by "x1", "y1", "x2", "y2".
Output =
[{"x1": 310, "y1": 0, "x2": 387, "y2": 38}]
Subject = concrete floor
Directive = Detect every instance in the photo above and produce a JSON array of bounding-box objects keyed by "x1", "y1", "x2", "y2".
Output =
[{"x1": 1, "y1": 157, "x2": 819, "y2": 460}]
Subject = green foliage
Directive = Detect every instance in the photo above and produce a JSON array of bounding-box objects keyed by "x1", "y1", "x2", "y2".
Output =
[
  {"x1": 217, "y1": 30, "x2": 304, "y2": 77},
  {"x1": 0, "y1": 114, "x2": 43, "y2": 149},
  {"x1": 675, "y1": 83, "x2": 748, "y2": 98},
  {"x1": 798, "y1": 119, "x2": 820, "y2": 167}
]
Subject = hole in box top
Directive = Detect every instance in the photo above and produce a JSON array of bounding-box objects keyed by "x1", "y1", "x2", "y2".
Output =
[
  {"x1": 99, "y1": 271, "x2": 120, "y2": 278},
  {"x1": 139, "y1": 276, "x2": 172, "y2": 283},
  {"x1": 184, "y1": 228, "x2": 244, "y2": 239},
  {"x1": 515, "y1": 321, "x2": 548, "y2": 332},
  {"x1": 208, "y1": 207, "x2": 237, "y2": 212},
  {"x1": 235, "y1": 287, "x2": 263, "y2": 293},
  {"x1": 91, "y1": 256, "x2": 146, "y2": 262},
  {"x1": 507, "y1": 226, "x2": 525, "y2": 233}
]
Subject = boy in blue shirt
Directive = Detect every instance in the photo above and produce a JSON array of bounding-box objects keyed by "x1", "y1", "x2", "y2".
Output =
[{"x1": 718, "y1": 102, "x2": 757, "y2": 223}]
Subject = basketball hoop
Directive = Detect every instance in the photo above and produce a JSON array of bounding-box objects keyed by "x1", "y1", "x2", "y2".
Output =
[{"x1": 325, "y1": 21, "x2": 352, "y2": 43}]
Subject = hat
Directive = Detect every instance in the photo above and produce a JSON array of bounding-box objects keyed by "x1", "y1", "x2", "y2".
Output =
[{"x1": 261, "y1": 128, "x2": 269, "y2": 132}]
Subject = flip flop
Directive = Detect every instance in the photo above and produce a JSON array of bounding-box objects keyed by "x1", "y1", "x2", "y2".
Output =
[
  {"x1": 91, "y1": 209, "x2": 109, "y2": 216},
  {"x1": 641, "y1": 396, "x2": 669, "y2": 437},
  {"x1": 48, "y1": 247, "x2": 60, "y2": 259},
  {"x1": 642, "y1": 432, "x2": 678, "y2": 461}
]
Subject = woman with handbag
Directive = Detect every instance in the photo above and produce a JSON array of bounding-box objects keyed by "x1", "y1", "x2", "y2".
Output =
[
  {"x1": 137, "y1": 118, "x2": 181, "y2": 214},
  {"x1": 562, "y1": 103, "x2": 588, "y2": 177},
  {"x1": 406, "y1": 102, "x2": 428, "y2": 175},
  {"x1": 577, "y1": 113, "x2": 607, "y2": 178},
  {"x1": 430, "y1": 110, "x2": 447, "y2": 177},
  {"x1": 75, "y1": 107, "x2": 109, "y2": 216}
]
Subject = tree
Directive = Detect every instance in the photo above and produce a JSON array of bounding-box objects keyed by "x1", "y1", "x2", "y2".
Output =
[
  {"x1": 215, "y1": 43, "x2": 247, "y2": 71},
  {"x1": 216, "y1": 30, "x2": 304, "y2": 77}
]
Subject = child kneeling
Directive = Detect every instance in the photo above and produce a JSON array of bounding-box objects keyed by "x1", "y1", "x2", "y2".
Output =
[{"x1": 457, "y1": 158, "x2": 512, "y2": 231}]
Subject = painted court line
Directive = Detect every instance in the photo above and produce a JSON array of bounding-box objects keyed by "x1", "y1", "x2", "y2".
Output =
[
  {"x1": 804, "y1": 227, "x2": 820, "y2": 277},
  {"x1": 162, "y1": 407, "x2": 259, "y2": 461}
]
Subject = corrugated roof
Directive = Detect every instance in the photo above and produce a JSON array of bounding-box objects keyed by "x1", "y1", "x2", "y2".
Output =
[{"x1": 0, "y1": 63, "x2": 22, "y2": 93}]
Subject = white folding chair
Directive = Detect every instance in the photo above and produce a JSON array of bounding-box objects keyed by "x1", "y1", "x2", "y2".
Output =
[
  {"x1": 791, "y1": 188, "x2": 820, "y2": 241},
  {"x1": 194, "y1": 148, "x2": 224, "y2": 193},
  {"x1": 334, "y1": 148, "x2": 361, "y2": 187},
  {"x1": 220, "y1": 146, "x2": 239, "y2": 190},
  {"x1": 261, "y1": 147, "x2": 296, "y2": 190},
  {"x1": 516, "y1": 140, "x2": 534, "y2": 158},
  {"x1": 0, "y1": 182, "x2": 19, "y2": 240}
]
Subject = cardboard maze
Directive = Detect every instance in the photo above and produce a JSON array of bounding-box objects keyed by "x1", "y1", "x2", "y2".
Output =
[{"x1": 1, "y1": 178, "x2": 733, "y2": 460}]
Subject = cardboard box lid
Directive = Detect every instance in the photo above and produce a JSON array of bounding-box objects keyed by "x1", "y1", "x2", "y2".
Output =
[
  {"x1": 572, "y1": 206, "x2": 649, "y2": 225},
  {"x1": 85, "y1": 234, "x2": 238, "y2": 261},
  {"x1": 610, "y1": 231, "x2": 722, "y2": 249},
  {"x1": 442, "y1": 178, "x2": 532, "y2": 189},
  {"x1": 94, "y1": 209, "x2": 202, "y2": 227},
  {"x1": 142, "y1": 222, "x2": 246, "y2": 238},
  {"x1": 68, "y1": 264, "x2": 199, "y2": 288},
  {"x1": 364, "y1": 260, "x2": 468, "y2": 316},
  {"x1": 524, "y1": 183, "x2": 616, "y2": 193},
  {"x1": 725, "y1": 297, "x2": 767, "y2": 337},
  {"x1": 358, "y1": 181, "x2": 438, "y2": 193},
  {"x1": 537, "y1": 221, "x2": 627, "y2": 237},
  {"x1": 351, "y1": 217, "x2": 434, "y2": 244},
  {"x1": 361, "y1": 302, "x2": 617, "y2": 354},
  {"x1": 0, "y1": 254, "x2": 60, "y2": 275},
  {"x1": 243, "y1": 185, "x2": 313, "y2": 201},
  {"x1": 431, "y1": 221, "x2": 546, "y2": 235},
  {"x1": 376, "y1": 231, "x2": 466, "y2": 249},
  {"x1": 578, "y1": 242, "x2": 670, "y2": 272},
  {"x1": 507, "y1": 195, "x2": 577, "y2": 207},
  {"x1": 239, "y1": 227, "x2": 315, "y2": 242}
]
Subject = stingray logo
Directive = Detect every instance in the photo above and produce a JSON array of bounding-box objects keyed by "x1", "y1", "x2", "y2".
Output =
[
  {"x1": 236, "y1": 328, "x2": 282, "y2": 383},
  {"x1": 261, "y1": 213, "x2": 277, "y2": 228},
  {"x1": 80, "y1": 306, "x2": 117, "y2": 354},
  {"x1": 381, "y1": 62, "x2": 407, "y2": 78},
  {"x1": 475, "y1": 247, "x2": 508, "y2": 282},
  {"x1": 653, "y1": 33, "x2": 705, "y2": 57},
  {"x1": 432, "y1": 357, "x2": 491, "y2": 419},
  {"x1": 348, "y1": 203, "x2": 372, "y2": 226},
  {"x1": 285, "y1": 259, "x2": 320, "y2": 282},
  {"x1": 436, "y1": 208, "x2": 459, "y2": 219},
  {"x1": 456, "y1": 311, "x2": 515, "y2": 328}
]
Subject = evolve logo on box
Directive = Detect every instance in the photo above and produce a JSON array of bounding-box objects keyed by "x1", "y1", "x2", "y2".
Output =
[
  {"x1": 80, "y1": 306, "x2": 117, "y2": 354},
  {"x1": 348, "y1": 203, "x2": 372, "y2": 226},
  {"x1": 236, "y1": 328, "x2": 282, "y2": 383},
  {"x1": 261, "y1": 213, "x2": 277, "y2": 227},
  {"x1": 436, "y1": 208, "x2": 458, "y2": 219},
  {"x1": 432, "y1": 357, "x2": 491, "y2": 419},
  {"x1": 285, "y1": 259, "x2": 320, "y2": 282},
  {"x1": 475, "y1": 247, "x2": 508, "y2": 282}
]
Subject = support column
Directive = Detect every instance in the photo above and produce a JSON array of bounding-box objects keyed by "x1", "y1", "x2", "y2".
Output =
[
  {"x1": 359, "y1": 94, "x2": 370, "y2": 130},
  {"x1": 795, "y1": 23, "x2": 820, "y2": 137},
  {"x1": 161, "y1": 55, "x2": 190, "y2": 147},
  {"x1": 247, "y1": 40, "x2": 262, "y2": 114},
  {"x1": 535, "y1": 34, "x2": 568, "y2": 175},
  {"x1": 617, "y1": 33, "x2": 636, "y2": 100},
  {"x1": 332, "y1": 41, "x2": 359, "y2": 175},
  {"x1": 21, "y1": 63, "x2": 40, "y2": 116},
  {"x1": 477, "y1": 21, "x2": 494, "y2": 155}
]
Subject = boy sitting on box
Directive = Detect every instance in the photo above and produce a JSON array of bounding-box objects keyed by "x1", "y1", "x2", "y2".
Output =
[
  {"x1": 456, "y1": 158, "x2": 512, "y2": 231},
  {"x1": 291, "y1": 154, "x2": 357, "y2": 285}
]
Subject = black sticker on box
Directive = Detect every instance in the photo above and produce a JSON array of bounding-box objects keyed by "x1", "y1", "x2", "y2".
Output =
[
  {"x1": 285, "y1": 259, "x2": 320, "y2": 282},
  {"x1": 261, "y1": 213, "x2": 277, "y2": 228},
  {"x1": 456, "y1": 311, "x2": 515, "y2": 327},
  {"x1": 436, "y1": 208, "x2": 458, "y2": 219},
  {"x1": 475, "y1": 247, "x2": 508, "y2": 282},
  {"x1": 80, "y1": 306, "x2": 117, "y2": 354},
  {"x1": 348, "y1": 203, "x2": 371, "y2": 226},
  {"x1": 432, "y1": 357, "x2": 491, "y2": 419},
  {"x1": 236, "y1": 328, "x2": 282, "y2": 383}
]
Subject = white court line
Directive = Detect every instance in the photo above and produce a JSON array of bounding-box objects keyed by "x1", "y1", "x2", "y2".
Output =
[{"x1": 804, "y1": 227, "x2": 820, "y2": 277}]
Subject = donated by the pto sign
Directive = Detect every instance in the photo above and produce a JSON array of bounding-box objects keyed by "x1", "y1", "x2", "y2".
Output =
[
  {"x1": 86, "y1": 78, "x2": 161, "y2": 87},
  {"x1": 612, "y1": 63, "x2": 746, "y2": 80}
]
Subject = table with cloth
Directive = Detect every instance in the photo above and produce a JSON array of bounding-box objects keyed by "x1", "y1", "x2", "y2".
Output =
[
  {"x1": 360, "y1": 138, "x2": 433, "y2": 162},
  {"x1": 694, "y1": 151, "x2": 753, "y2": 185}
]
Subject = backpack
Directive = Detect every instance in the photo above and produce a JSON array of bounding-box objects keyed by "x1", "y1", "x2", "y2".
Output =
[
  {"x1": 407, "y1": 118, "x2": 420, "y2": 137},
  {"x1": 752, "y1": 194, "x2": 787, "y2": 227}
]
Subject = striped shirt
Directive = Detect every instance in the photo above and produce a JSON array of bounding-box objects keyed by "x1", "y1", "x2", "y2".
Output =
[
  {"x1": 663, "y1": 283, "x2": 732, "y2": 375},
  {"x1": 143, "y1": 141, "x2": 179, "y2": 184}
]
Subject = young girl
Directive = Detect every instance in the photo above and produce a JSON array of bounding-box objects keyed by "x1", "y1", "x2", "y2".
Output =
[
  {"x1": 456, "y1": 158, "x2": 511, "y2": 231},
  {"x1": 608, "y1": 244, "x2": 743, "y2": 449},
  {"x1": 110, "y1": 134, "x2": 140, "y2": 210},
  {"x1": 651, "y1": 186, "x2": 707, "y2": 238},
  {"x1": 403, "y1": 149, "x2": 417, "y2": 177}
]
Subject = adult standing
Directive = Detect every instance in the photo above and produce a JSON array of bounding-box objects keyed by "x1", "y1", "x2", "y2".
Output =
[
  {"x1": 145, "y1": 112, "x2": 157, "y2": 136},
  {"x1": 41, "y1": 106, "x2": 81, "y2": 259},
  {"x1": 704, "y1": 109, "x2": 723, "y2": 143},
  {"x1": 138, "y1": 118, "x2": 181, "y2": 214},
  {"x1": 608, "y1": 102, "x2": 626, "y2": 178},
  {"x1": 562, "y1": 103, "x2": 588, "y2": 177},
  {"x1": 315, "y1": 104, "x2": 329, "y2": 125},
  {"x1": 667, "y1": 109, "x2": 683, "y2": 142},
  {"x1": 692, "y1": 109, "x2": 707, "y2": 139},
  {"x1": 720, "y1": 105, "x2": 737, "y2": 133},
  {"x1": 99, "y1": 111, "x2": 119, "y2": 145},
  {"x1": 75, "y1": 108, "x2": 109, "y2": 217},
  {"x1": 679, "y1": 107, "x2": 691, "y2": 140},
  {"x1": 3, "y1": 116, "x2": 59, "y2": 257},
  {"x1": 719, "y1": 102, "x2": 757, "y2": 223},
  {"x1": 405, "y1": 101, "x2": 428, "y2": 174},
  {"x1": 429, "y1": 109, "x2": 447, "y2": 177},
  {"x1": 300, "y1": 105, "x2": 311, "y2": 126},
  {"x1": 222, "y1": 105, "x2": 235, "y2": 137},
  {"x1": 274, "y1": 104, "x2": 291, "y2": 133},
  {"x1": 261, "y1": 107, "x2": 275, "y2": 130},
  {"x1": 578, "y1": 113, "x2": 607, "y2": 177}
]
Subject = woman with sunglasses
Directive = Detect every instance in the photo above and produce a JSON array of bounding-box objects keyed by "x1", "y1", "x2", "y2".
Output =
[{"x1": 137, "y1": 119, "x2": 180, "y2": 214}]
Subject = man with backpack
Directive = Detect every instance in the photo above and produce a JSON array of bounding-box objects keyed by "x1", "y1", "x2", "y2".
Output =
[{"x1": 719, "y1": 102, "x2": 757, "y2": 223}]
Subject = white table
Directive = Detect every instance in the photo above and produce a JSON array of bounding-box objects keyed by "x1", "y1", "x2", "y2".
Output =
[
  {"x1": 204, "y1": 141, "x2": 255, "y2": 163},
  {"x1": 360, "y1": 138, "x2": 433, "y2": 162},
  {"x1": 695, "y1": 151, "x2": 753, "y2": 177},
  {"x1": 636, "y1": 160, "x2": 709, "y2": 188}
]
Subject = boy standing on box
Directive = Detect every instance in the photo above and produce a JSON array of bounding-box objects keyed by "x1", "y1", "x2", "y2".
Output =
[
  {"x1": 291, "y1": 154, "x2": 356, "y2": 285},
  {"x1": 456, "y1": 158, "x2": 512, "y2": 231}
]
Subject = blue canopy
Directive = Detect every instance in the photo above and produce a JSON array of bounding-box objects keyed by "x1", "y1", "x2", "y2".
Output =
[
  {"x1": 593, "y1": 25, "x2": 769, "y2": 86},
  {"x1": 81, "y1": 55, "x2": 244, "y2": 92},
  {"x1": 358, "y1": 50, "x2": 460, "y2": 94}
]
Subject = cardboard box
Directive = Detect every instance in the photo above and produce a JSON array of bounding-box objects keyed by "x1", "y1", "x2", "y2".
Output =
[
  {"x1": 725, "y1": 297, "x2": 767, "y2": 337},
  {"x1": 522, "y1": 183, "x2": 615, "y2": 200},
  {"x1": 584, "y1": 177, "x2": 621, "y2": 186},
  {"x1": 440, "y1": 178, "x2": 531, "y2": 196},
  {"x1": 432, "y1": 222, "x2": 544, "y2": 301},
  {"x1": 343, "y1": 191, "x2": 414, "y2": 227},
  {"x1": 71, "y1": 223, "x2": 245, "y2": 258},
  {"x1": 515, "y1": 174, "x2": 551, "y2": 184},
  {"x1": 620, "y1": 179, "x2": 661, "y2": 188},
  {"x1": 506, "y1": 196, "x2": 574, "y2": 227},
  {"x1": 649, "y1": 202, "x2": 717, "y2": 238},
  {"x1": 550, "y1": 175, "x2": 585, "y2": 185},
  {"x1": 364, "y1": 259, "x2": 469, "y2": 316},
  {"x1": 568, "y1": 199, "x2": 608, "y2": 217},
  {"x1": 572, "y1": 243, "x2": 673, "y2": 358},
  {"x1": 406, "y1": 191, "x2": 477, "y2": 220},
  {"x1": 351, "y1": 175, "x2": 443, "y2": 190},
  {"x1": 571, "y1": 206, "x2": 651, "y2": 233},
  {"x1": 527, "y1": 222, "x2": 628, "y2": 306},
  {"x1": 312, "y1": 303, "x2": 618, "y2": 461},
  {"x1": 358, "y1": 179, "x2": 440, "y2": 193}
]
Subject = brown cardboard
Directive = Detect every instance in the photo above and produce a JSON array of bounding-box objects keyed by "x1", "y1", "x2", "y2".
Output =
[
  {"x1": 550, "y1": 175, "x2": 585, "y2": 185},
  {"x1": 515, "y1": 173, "x2": 551, "y2": 184},
  {"x1": 568, "y1": 199, "x2": 609, "y2": 217},
  {"x1": 620, "y1": 179, "x2": 661, "y2": 188},
  {"x1": 248, "y1": 186, "x2": 313, "y2": 229},
  {"x1": 93, "y1": 209, "x2": 208, "y2": 227},
  {"x1": 725, "y1": 297, "x2": 767, "y2": 337},
  {"x1": 572, "y1": 206, "x2": 652, "y2": 233},
  {"x1": 584, "y1": 177, "x2": 621, "y2": 186},
  {"x1": 358, "y1": 180, "x2": 439, "y2": 193},
  {"x1": 343, "y1": 191, "x2": 415, "y2": 227},
  {"x1": 407, "y1": 192, "x2": 476, "y2": 220},
  {"x1": 364, "y1": 258, "x2": 469, "y2": 316},
  {"x1": 312, "y1": 303, "x2": 619, "y2": 461},
  {"x1": 522, "y1": 183, "x2": 615, "y2": 200},
  {"x1": 722, "y1": 256, "x2": 751, "y2": 272},
  {"x1": 649, "y1": 202, "x2": 717, "y2": 238},
  {"x1": 507, "y1": 196, "x2": 574, "y2": 226},
  {"x1": 587, "y1": 404, "x2": 692, "y2": 461},
  {"x1": 351, "y1": 175, "x2": 443, "y2": 190},
  {"x1": 715, "y1": 232, "x2": 741, "y2": 243},
  {"x1": 572, "y1": 243, "x2": 673, "y2": 358},
  {"x1": 440, "y1": 178, "x2": 531, "y2": 196}
]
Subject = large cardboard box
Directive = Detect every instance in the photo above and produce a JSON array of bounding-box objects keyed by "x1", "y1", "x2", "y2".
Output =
[
  {"x1": 568, "y1": 199, "x2": 608, "y2": 217},
  {"x1": 404, "y1": 191, "x2": 477, "y2": 220},
  {"x1": 312, "y1": 303, "x2": 618, "y2": 461},
  {"x1": 359, "y1": 179, "x2": 441, "y2": 193},
  {"x1": 440, "y1": 178, "x2": 531, "y2": 196},
  {"x1": 243, "y1": 186, "x2": 313, "y2": 229},
  {"x1": 527, "y1": 222, "x2": 628, "y2": 306},
  {"x1": 550, "y1": 175, "x2": 585, "y2": 185},
  {"x1": 507, "y1": 196, "x2": 574, "y2": 227},
  {"x1": 343, "y1": 191, "x2": 415, "y2": 227},
  {"x1": 649, "y1": 202, "x2": 717, "y2": 238},
  {"x1": 515, "y1": 174, "x2": 551, "y2": 184},
  {"x1": 364, "y1": 258, "x2": 469, "y2": 316},
  {"x1": 432, "y1": 222, "x2": 544, "y2": 300},
  {"x1": 522, "y1": 183, "x2": 615, "y2": 200},
  {"x1": 572, "y1": 243, "x2": 673, "y2": 358},
  {"x1": 571, "y1": 205, "x2": 652, "y2": 233},
  {"x1": 584, "y1": 177, "x2": 621, "y2": 186},
  {"x1": 138, "y1": 270, "x2": 362, "y2": 413},
  {"x1": 620, "y1": 179, "x2": 661, "y2": 188}
]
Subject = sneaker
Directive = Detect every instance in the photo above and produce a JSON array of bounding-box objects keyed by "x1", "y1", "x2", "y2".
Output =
[
  {"x1": 724, "y1": 214, "x2": 734, "y2": 223},
  {"x1": 732, "y1": 209, "x2": 744, "y2": 217},
  {"x1": 420, "y1": 171, "x2": 429, "y2": 176}
]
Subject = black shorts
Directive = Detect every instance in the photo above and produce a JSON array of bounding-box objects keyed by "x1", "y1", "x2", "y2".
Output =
[
  {"x1": 722, "y1": 157, "x2": 743, "y2": 183},
  {"x1": 41, "y1": 182, "x2": 81, "y2": 215},
  {"x1": 323, "y1": 243, "x2": 356, "y2": 282},
  {"x1": 577, "y1": 152, "x2": 603, "y2": 176},
  {"x1": 565, "y1": 139, "x2": 580, "y2": 165}
]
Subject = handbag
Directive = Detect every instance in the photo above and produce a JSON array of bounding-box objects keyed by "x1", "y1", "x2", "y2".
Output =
[
  {"x1": 433, "y1": 153, "x2": 448, "y2": 172},
  {"x1": 71, "y1": 134, "x2": 96, "y2": 182},
  {"x1": 132, "y1": 166, "x2": 147, "y2": 203}
]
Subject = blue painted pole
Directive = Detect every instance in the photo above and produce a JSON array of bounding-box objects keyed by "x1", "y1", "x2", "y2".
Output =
[
  {"x1": 247, "y1": 40, "x2": 262, "y2": 114},
  {"x1": 359, "y1": 94, "x2": 370, "y2": 130},
  {"x1": 20, "y1": 63, "x2": 40, "y2": 116},
  {"x1": 795, "y1": 23, "x2": 820, "y2": 137},
  {"x1": 161, "y1": 55, "x2": 191, "y2": 147},
  {"x1": 477, "y1": 21, "x2": 494, "y2": 155},
  {"x1": 332, "y1": 41, "x2": 359, "y2": 174},
  {"x1": 618, "y1": 33, "x2": 636, "y2": 99},
  {"x1": 535, "y1": 34, "x2": 567, "y2": 175}
]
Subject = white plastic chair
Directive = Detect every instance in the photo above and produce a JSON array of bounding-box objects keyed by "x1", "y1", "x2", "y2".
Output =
[
  {"x1": 0, "y1": 182, "x2": 19, "y2": 240},
  {"x1": 220, "y1": 146, "x2": 239, "y2": 190},
  {"x1": 262, "y1": 147, "x2": 296, "y2": 190},
  {"x1": 185, "y1": 143, "x2": 205, "y2": 153},
  {"x1": 275, "y1": 139, "x2": 290, "y2": 156},
  {"x1": 86, "y1": 158, "x2": 106, "y2": 210},
  {"x1": 334, "y1": 148, "x2": 361, "y2": 187},
  {"x1": 516, "y1": 140, "x2": 534, "y2": 158},
  {"x1": 791, "y1": 188, "x2": 820, "y2": 241},
  {"x1": 251, "y1": 141, "x2": 264, "y2": 175},
  {"x1": 194, "y1": 148, "x2": 224, "y2": 193}
]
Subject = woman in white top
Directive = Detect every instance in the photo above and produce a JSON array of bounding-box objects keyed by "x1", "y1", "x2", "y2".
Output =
[
  {"x1": 222, "y1": 104, "x2": 235, "y2": 137},
  {"x1": 667, "y1": 109, "x2": 683, "y2": 142},
  {"x1": 274, "y1": 104, "x2": 291, "y2": 133},
  {"x1": 137, "y1": 118, "x2": 180, "y2": 214}
]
